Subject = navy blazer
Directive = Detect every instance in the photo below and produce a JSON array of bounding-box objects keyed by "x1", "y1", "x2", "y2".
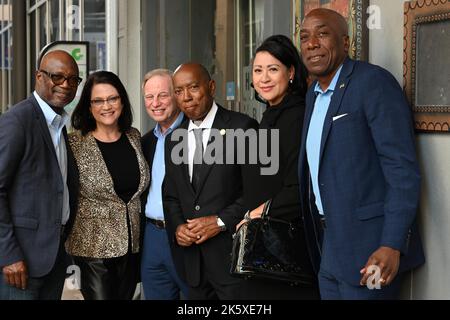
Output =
[
  {"x1": 0, "y1": 95, "x2": 78, "y2": 278},
  {"x1": 298, "y1": 58, "x2": 425, "y2": 285}
]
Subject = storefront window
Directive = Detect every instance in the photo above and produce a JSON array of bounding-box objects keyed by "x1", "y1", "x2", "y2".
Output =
[
  {"x1": 65, "y1": 0, "x2": 80, "y2": 41},
  {"x1": 240, "y1": 0, "x2": 265, "y2": 68},
  {"x1": 0, "y1": 0, "x2": 12, "y2": 113},
  {"x1": 238, "y1": 0, "x2": 265, "y2": 120},
  {"x1": 26, "y1": 0, "x2": 108, "y2": 92},
  {"x1": 235, "y1": 0, "x2": 293, "y2": 120},
  {"x1": 29, "y1": 9, "x2": 36, "y2": 83},
  {"x1": 84, "y1": 0, "x2": 106, "y2": 71},
  {"x1": 49, "y1": 0, "x2": 60, "y2": 42},
  {"x1": 39, "y1": 5, "x2": 47, "y2": 51},
  {"x1": 142, "y1": 0, "x2": 235, "y2": 110}
]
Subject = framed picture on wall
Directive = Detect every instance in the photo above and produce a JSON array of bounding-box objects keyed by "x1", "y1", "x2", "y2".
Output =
[
  {"x1": 294, "y1": 0, "x2": 369, "y2": 61},
  {"x1": 404, "y1": 0, "x2": 450, "y2": 132}
]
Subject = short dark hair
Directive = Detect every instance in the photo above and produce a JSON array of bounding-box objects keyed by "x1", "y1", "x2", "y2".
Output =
[
  {"x1": 254, "y1": 34, "x2": 308, "y2": 97},
  {"x1": 71, "y1": 71, "x2": 133, "y2": 135}
]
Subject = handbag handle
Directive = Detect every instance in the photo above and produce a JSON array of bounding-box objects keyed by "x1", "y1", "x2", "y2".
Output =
[{"x1": 260, "y1": 199, "x2": 273, "y2": 219}]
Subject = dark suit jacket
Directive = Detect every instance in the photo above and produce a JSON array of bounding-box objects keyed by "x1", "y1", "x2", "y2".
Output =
[
  {"x1": 163, "y1": 105, "x2": 258, "y2": 287},
  {"x1": 141, "y1": 130, "x2": 158, "y2": 203},
  {"x1": 298, "y1": 58, "x2": 425, "y2": 286},
  {"x1": 0, "y1": 95, "x2": 78, "y2": 278},
  {"x1": 140, "y1": 119, "x2": 185, "y2": 281}
]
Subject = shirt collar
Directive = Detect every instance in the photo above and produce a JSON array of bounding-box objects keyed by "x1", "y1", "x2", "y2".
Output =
[
  {"x1": 188, "y1": 101, "x2": 218, "y2": 132},
  {"x1": 154, "y1": 112, "x2": 185, "y2": 138},
  {"x1": 33, "y1": 91, "x2": 69, "y2": 130},
  {"x1": 314, "y1": 64, "x2": 344, "y2": 95}
]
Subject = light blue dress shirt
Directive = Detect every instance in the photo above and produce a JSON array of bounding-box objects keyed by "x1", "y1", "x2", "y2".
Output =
[
  {"x1": 145, "y1": 112, "x2": 184, "y2": 220},
  {"x1": 33, "y1": 91, "x2": 70, "y2": 225},
  {"x1": 306, "y1": 65, "x2": 343, "y2": 215}
]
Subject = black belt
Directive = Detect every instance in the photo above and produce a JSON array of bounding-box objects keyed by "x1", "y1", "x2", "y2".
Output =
[{"x1": 146, "y1": 218, "x2": 166, "y2": 229}]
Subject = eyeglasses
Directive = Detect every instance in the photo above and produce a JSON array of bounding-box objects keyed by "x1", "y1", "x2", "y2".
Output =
[
  {"x1": 91, "y1": 96, "x2": 121, "y2": 108},
  {"x1": 39, "y1": 70, "x2": 82, "y2": 88},
  {"x1": 144, "y1": 92, "x2": 171, "y2": 103}
]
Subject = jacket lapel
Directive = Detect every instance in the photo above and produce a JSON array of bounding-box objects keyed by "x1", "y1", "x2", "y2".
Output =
[
  {"x1": 194, "y1": 105, "x2": 229, "y2": 200},
  {"x1": 299, "y1": 86, "x2": 318, "y2": 186},
  {"x1": 145, "y1": 130, "x2": 158, "y2": 168},
  {"x1": 32, "y1": 96, "x2": 59, "y2": 166},
  {"x1": 127, "y1": 130, "x2": 151, "y2": 202},
  {"x1": 173, "y1": 119, "x2": 195, "y2": 196},
  {"x1": 64, "y1": 127, "x2": 79, "y2": 231},
  {"x1": 318, "y1": 58, "x2": 354, "y2": 163}
]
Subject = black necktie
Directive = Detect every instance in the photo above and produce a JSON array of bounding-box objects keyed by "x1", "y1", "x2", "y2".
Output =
[{"x1": 192, "y1": 128, "x2": 203, "y2": 192}]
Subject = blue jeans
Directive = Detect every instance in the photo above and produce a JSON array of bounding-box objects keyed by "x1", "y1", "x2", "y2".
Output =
[{"x1": 140, "y1": 221, "x2": 188, "y2": 300}]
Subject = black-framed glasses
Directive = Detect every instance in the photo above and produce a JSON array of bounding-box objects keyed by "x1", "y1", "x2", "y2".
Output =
[
  {"x1": 90, "y1": 96, "x2": 121, "y2": 108},
  {"x1": 39, "y1": 70, "x2": 82, "y2": 88}
]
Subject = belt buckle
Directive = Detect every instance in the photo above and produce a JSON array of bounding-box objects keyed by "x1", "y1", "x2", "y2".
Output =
[
  {"x1": 155, "y1": 220, "x2": 165, "y2": 229},
  {"x1": 148, "y1": 218, "x2": 165, "y2": 229}
]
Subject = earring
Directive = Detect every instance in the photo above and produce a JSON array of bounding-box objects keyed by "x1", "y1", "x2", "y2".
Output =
[{"x1": 289, "y1": 79, "x2": 293, "y2": 84}]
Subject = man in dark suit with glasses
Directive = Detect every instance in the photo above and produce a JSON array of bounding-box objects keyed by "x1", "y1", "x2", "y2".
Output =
[{"x1": 0, "y1": 50, "x2": 80, "y2": 300}]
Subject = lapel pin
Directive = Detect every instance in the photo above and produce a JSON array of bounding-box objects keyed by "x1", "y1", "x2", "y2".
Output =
[
  {"x1": 339, "y1": 83, "x2": 345, "y2": 89},
  {"x1": 220, "y1": 129, "x2": 226, "y2": 136}
]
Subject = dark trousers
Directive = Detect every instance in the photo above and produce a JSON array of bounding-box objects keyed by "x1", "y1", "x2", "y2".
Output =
[
  {"x1": 0, "y1": 241, "x2": 68, "y2": 300},
  {"x1": 141, "y1": 221, "x2": 189, "y2": 300},
  {"x1": 187, "y1": 253, "x2": 242, "y2": 300},
  {"x1": 188, "y1": 276, "x2": 242, "y2": 300},
  {"x1": 318, "y1": 267, "x2": 403, "y2": 300},
  {"x1": 319, "y1": 231, "x2": 403, "y2": 300},
  {"x1": 238, "y1": 278, "x2": 320, "y2": 300},
  {"x1": 73, "y1": 253, "x2": 139, "y2": 300}
]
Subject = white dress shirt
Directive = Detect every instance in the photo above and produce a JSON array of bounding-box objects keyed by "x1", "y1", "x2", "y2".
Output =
[
  {"x1": 33, "y1": 91, "x2": 70, "y2": 225},
  {"x1": 187, "y1": 102, "x2": 218, "y2": 182}
]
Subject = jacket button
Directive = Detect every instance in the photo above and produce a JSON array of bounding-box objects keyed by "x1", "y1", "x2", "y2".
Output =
[{"x1": 195, "y1": 205, "x2": 201, "y2": 211}]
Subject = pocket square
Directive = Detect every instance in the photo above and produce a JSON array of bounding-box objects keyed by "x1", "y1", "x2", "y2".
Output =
[{"x1": 333, "y1": 113, "x2": 349, "y2": 121}]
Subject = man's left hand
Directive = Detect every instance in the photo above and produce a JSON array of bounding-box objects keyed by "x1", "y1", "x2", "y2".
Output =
[
  {"x1": 360, "y1": 246, "x2": 400, "y2": 287},
  {"x1": 187, "y1": 216, "x2": 221, "y2": 245}
]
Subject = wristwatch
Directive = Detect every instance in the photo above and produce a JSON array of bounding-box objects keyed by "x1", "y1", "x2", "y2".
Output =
[{"x1": 217, "y1": 216, "x2": 226, "y2": 232}]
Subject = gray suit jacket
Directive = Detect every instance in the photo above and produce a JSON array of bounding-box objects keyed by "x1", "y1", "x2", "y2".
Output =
[{"x1": 0, "y1": 95, "x2": 78, "y2": 278}]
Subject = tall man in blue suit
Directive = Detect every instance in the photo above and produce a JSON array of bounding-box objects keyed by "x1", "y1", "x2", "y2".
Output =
[
  {"x1": 140, "y1": 69, "x2": 189, "y2": 299},
  {"x1": 298, "y1": 9, "x2": 424, "y2": 299},
  {"x1": 0, "y1": 50, "x2": 80, "y2": 300}
]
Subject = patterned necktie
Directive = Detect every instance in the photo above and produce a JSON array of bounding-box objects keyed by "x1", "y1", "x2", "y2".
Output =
[{"x1": 192, "y1": 128, "x2": 203, "y2": 192}]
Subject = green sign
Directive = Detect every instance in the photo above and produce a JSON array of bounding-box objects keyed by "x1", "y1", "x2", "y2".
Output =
[{"x1": 71, "y1": 48, "x2": 84, "y2": 61}]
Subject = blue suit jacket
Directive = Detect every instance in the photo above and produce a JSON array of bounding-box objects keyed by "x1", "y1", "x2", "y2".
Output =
[
  {"x1": 298, "y1": 58, "x2": 425, "y2": 286},
  {"x1": 0, "y1": 96, "x2": 78, "y2": 278}
]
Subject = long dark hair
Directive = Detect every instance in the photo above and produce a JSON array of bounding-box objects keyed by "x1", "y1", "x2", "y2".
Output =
[
  {"x1": 254, "y1": 34, "x2": 308, "y2": 98},
  {"x1": 71, "y1": 71, "x2": 133, "y2": 135}
]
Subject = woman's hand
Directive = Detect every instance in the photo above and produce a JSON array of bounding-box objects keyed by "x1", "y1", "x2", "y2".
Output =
[{"x1": 235, "y1": 203, "x2": 266, "y2": 231}]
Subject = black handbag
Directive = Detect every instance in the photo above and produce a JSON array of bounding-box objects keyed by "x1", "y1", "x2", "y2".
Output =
[{"x1": 230, "y1": 200, "x2": 316, "y2": 285}]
